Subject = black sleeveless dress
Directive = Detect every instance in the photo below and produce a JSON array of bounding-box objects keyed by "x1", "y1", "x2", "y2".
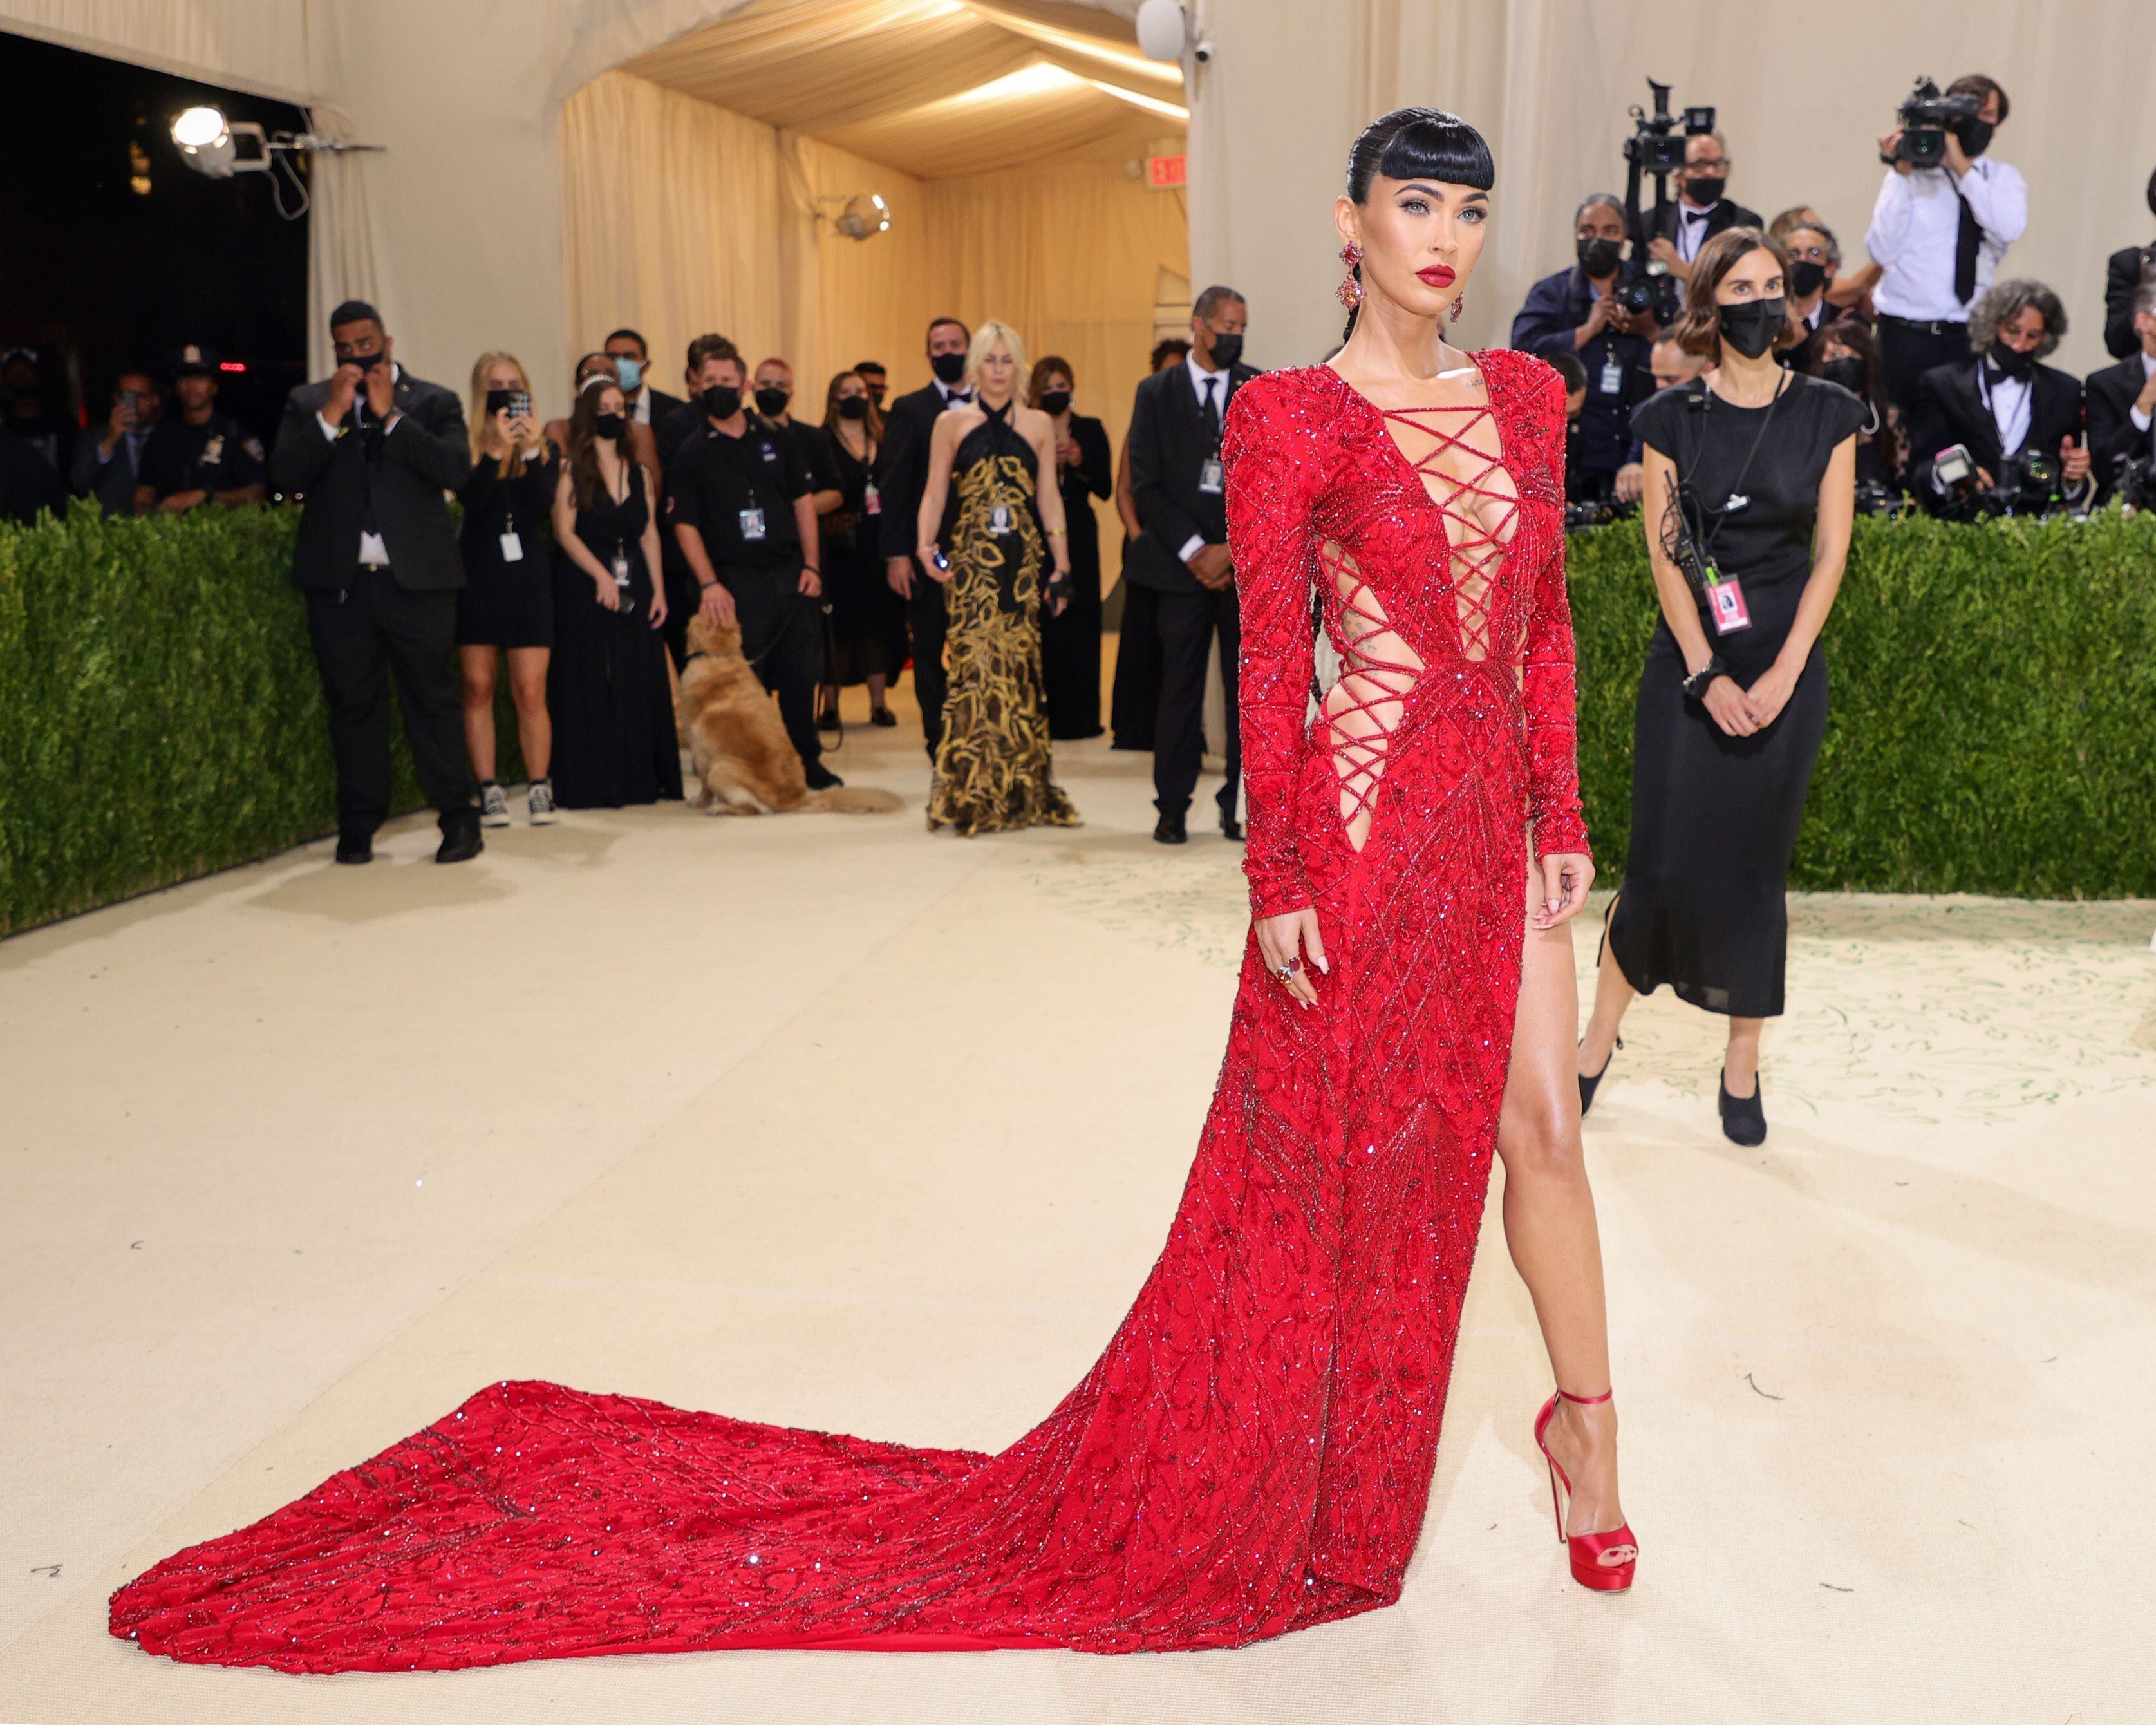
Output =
[
  {"x1": 547, "y1": 461, "x2": 682, "y2": 809},
  {"x1": 818, "y1": 424, "x2": 908, "y2": 683},
  {"x1": 926, "y1": 403, "x2": 1080, "y2": 836}
]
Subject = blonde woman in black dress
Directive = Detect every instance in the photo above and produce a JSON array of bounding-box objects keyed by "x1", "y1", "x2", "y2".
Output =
[{"x1": 914, "y1": 320, "x2": 1080, "y2": 836}]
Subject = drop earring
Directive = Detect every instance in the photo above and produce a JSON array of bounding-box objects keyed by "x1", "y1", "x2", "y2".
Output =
[
  {"x1": 1448, "y1": 290, "x2": 1465, "y2": 323},
  {"x1": 1336, "y1": 241, "x2": 1364, "y2": 312}
]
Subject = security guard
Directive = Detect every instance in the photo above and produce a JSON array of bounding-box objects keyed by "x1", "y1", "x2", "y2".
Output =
[
  {"x1": 133, "y1": 344, "x2": 267, "y2": 514},
  {"x1": 667, "y1": 356, "x2": 837, "y2": 787}
]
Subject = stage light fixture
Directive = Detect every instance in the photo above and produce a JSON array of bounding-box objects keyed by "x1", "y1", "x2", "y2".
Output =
[
  {"x1": 168, "y1": 104, "x2": 384, "y2": 217},
  {"x1": 823, "y1": 193, "x2": 891, "y2": 241}
]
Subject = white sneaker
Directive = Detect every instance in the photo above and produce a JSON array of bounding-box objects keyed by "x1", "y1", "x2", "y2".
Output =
[
  {"x1": 478, "y1": 782, "x2": 511, "y2": 828},
  {"x1": 528, "y1": 779, "x2": 558, "y2": 825}
]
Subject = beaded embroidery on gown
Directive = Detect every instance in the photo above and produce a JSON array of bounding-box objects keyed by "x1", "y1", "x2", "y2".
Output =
[{"x1": 108, "y1": 350, "x2": 1586, "y2": 1672}]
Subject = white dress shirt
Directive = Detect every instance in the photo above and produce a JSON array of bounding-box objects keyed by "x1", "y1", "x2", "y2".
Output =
[
  {"x1": 1866, "y1": 155, "x2": 2027, "y2": 322},
  {"x1": 1978, "y1": 364, "x2": 2033, "y2": 460},
  {"x1": 1674, "y1": 198, "x2": 1720, "y2": 264},
  {"x1": 317, "y1": 362, "x2": 402, "y2": 567},
  {"x1": 630, "y1": 389, "x2": 653, "y2": 425},
  {"x1": 2133, "y1": 351, "x2": 2155, "y2": 438},
  {"x1": 1178, "y1": 352, "x2": 1229, "y2": 565},
  {"x1": 935, "y1": 379, "x2": 973, "y2": 409}
]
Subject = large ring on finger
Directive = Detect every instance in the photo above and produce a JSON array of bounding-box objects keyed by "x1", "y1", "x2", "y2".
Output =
[{"x1": 1275, "y1": 956, "x2": 1302, "y2": 981}]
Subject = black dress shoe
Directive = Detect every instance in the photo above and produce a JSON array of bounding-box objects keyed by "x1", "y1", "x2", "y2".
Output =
[
  {"x1": 1719, "y1": 1069, "x2": 1767, "y2": 1146},
  {"x1": 436, "y1": 811, "x2": 484, "y2": 865},
  {"x1": 334, "y1": 830, "x2": 373, "y2": 865},
  {"x1": 1577, "y1": 1035, "x2": 1622, "y2": 1117},
  {"x1": 804, "y1": 761, "x2": 844, "y2": 790},
  {"x1": 1219, "y1": 813, "x2": 1244, "y2": 842},
  {"x1": 870, "y1": 706, "x2": 898, "y2": 728},
  {"x1": 816, "y1": 705, "x2": 841, "y2": 733},
  {"x1": 1153, "y1": 809, "x2": 1188, "y2": 845}
]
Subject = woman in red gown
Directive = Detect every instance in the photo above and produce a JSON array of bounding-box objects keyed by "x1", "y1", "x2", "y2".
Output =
[{"x1": 109, "y1": 109, "x2": 1635, "y2": 1673}]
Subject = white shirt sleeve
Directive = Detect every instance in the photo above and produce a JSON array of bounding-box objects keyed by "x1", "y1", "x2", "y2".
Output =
[
  {"x1": 317, "y1": 411, "x2": 339, "y2": 441},
  {"x1": 1864, "y1": 169, "x2": 1915, "y2": 266},
  {"x1": 1179, "y1": 533, "x2": 1206, "y2": 564},
  {"x1": 2132, "y1": 406, "x2": 2153, "y2": 435},
  {"x1": 1954, "y1": 158, "x2": 2027, "y2": 247}
]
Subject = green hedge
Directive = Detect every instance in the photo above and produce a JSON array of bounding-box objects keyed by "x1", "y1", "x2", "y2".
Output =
[
  {"x1": 0, "y1": 504, "x2": 524, "y2": 936},
  {"x1": 3, "y1": 504, "x2": 2153, "y2": 936},
  {"x1": 1566, "y1": 509, "x2": 2156, "y2": 898}
]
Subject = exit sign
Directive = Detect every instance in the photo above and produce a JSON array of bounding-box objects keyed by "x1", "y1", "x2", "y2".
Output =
[{"x1": 1147, "y1": 153, "x2": 1186, "y2": 189}]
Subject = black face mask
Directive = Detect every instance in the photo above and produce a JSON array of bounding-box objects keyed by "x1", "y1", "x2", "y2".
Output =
[
  {"x1": 1955, "y1": 118, "x2": 1994, "y2": 157},
  {"x1": 1685, "y1": 174, "x2": 1726, "y2": 207},
  {"x1": 1987, "y1": 339, "x2": 2037, "y2": 381},
  {"x1": 837, "y1": 395, "x2": 870, "y2": 420},
  {"x1": 754, "y1": 386, "x2": 791, "y2": 417},
  {"x1": 1788, "y1": 259, "x2": 1828, "y2": 298},
  {"x1": 701, "y1": 384, "x2": 742, "y2": 420},
  {"x1": 930, "y1": 351, "x2": 968, "y2": 386},
  {"x1": 1040, "y1": 388, "x2": 1072, "y2": 415},
  {"x1": 1206, "y1": 331, "x2": 1244, "y2": 369},
  {"x1": 594, "y1": 411, "x2": 626, "y2": 440},
  {"x1": 1575, "y1": 235, "x2": 1624, "y2": 278},
  {"x1": 1818, "y1": 355, "x2": 1867, "y2": 396},
  {"x1": 1718, "y1": 296, "x2": 1786, "y2": 360}
]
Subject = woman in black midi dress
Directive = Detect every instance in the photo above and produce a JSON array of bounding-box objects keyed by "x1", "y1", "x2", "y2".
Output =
[
  {"x1": 1576, "y1": 229, "x2": 1865, "y2": 1146},
  {"x1": 1028, "y1": 357, "x2": 1112, "y2": 739},
  {"x1": 547, "y1": 381, "x2": 681, "y2": 810},
  {"x1": 814, "y1": 371, "x2": 907, "y2": 726}
]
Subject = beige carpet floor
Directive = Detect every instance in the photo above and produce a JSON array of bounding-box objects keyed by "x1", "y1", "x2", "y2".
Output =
[{"x1": 3, "y1": 690, "x2": 2152, "y2": 1724}]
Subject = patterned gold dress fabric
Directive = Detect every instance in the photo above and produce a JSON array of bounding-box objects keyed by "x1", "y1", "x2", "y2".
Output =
[{"x1": 928, "y1": 403, "x2": 1082, "y2": 836}]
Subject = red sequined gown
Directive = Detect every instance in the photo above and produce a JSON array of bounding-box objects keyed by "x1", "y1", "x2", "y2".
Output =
[{"x1": 109, "y1": 350, "x2": 1586, "y2": 1672}]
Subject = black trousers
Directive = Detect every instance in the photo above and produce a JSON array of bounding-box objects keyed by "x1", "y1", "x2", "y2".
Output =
[
  {"x1": 305, "y1": 565, "x2": 474, "y2": 833},
  {"x1": 1109, "y1": 570, "x2": 1161, "y2": 751},
  {"x1": 1153, "y1": 585, "x2": 1240, "y2": 820},
  {"x1": 729, "y1": 569, "x2": 824, "y2": 769},
  {"x1": 907, "y1": 574, "x2": 950, "y2": 759},
  {"x1": 1878, "y1": 316, "x2": 1969, "y2": 419}
]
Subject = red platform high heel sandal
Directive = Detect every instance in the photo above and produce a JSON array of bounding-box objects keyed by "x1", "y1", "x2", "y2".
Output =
[{"x1": 1533, "y1": 1388, "x2": 1638, "y2": 1592}]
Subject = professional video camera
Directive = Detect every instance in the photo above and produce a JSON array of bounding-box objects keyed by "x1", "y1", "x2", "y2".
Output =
[
  {"x1": 1622, "y1": 79, "x2": 1716, "y2": 325},
  {"x1": 1889, "y1": 77, "x2": 1983, "y2": 170}
]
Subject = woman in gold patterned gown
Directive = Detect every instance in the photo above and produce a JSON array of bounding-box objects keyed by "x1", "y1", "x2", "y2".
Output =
[{"x1": 915, "y1": 319, "x2": 1083, "y2": 836}]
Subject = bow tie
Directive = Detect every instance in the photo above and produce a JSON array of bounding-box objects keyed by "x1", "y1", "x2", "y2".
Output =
[
  {"x1": 944, "y1": 388, "x2": 972, "y2": 403},
  {"x1": 1683, "y1": 206, "x2": 1709, "y2": 223}
]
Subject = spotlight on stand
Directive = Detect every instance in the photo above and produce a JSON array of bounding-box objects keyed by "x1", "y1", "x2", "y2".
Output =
[
  {"x1": 168, "y1": 104, "x2": 384, "y2": 218},
  {"x1": 819, "y1": 193, "x2": 891, "y2": 241}
]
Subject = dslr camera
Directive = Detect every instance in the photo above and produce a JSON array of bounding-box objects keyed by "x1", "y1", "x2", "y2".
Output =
[
  {"x1": 2110, "y1": 453, "x2": 2156, "y2": 513},
  {"x1": 1890, "y1": 77, "x2": 1983, "y2": 170},
  {"x1": 1932, "y1": 442, "x2": 2072, "y2": 519},
  {"x1": 1621, "y1": 79, "x2": 1716, "y2": 324}
]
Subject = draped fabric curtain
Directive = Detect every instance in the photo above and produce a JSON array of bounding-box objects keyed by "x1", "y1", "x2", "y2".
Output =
[{"x1": 559, "y1": 69, "x2": 1188, "y2": 581}]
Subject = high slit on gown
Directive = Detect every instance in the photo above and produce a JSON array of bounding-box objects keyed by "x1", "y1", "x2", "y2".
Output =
[{"x1": 109, "y1": 351, "x2": 1588, "y2": 1672}]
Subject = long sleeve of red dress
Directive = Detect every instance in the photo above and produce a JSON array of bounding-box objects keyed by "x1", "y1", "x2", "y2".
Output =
[{"x1": 1517, "y1": 368, "x2": 1591, "y2": 860}]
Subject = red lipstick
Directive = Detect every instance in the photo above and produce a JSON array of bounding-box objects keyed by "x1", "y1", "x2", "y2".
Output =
[{"x1": 1418, "y1": 265, "x2": 1457, "y2": 288}]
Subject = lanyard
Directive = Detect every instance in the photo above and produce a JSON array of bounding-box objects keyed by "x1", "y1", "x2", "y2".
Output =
[{"x1": 1689, "y1": 371, "x2": 1788, "y2": 567}]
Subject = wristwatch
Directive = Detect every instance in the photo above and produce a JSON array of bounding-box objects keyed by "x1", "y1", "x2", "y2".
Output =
[{"x1": 1682, "y1": 657, "x2": 1727, "y2": 702}]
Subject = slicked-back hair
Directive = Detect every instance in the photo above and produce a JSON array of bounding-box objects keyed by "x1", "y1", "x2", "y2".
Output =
[{"x1": 1193, "y1": 285, "x2": 1245, "y2": 323}]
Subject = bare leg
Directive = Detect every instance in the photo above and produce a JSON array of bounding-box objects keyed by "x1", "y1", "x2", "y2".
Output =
[
  {"x1": 1499, "y1": 869, "x2": 1624, "y2": 1538},
  {"x1": 505, "y1": 647, "x2": 552, "y2": 782},
  {"x1": 1575, "y1": 893, "x2": 1635, "y2": 1077},
  {"x1": 458, "y1": 645, "x2": 498, "y2": 782},
  {"x1": 1723, "y1": 1016, "x2": 1764, "y2": 1097}
]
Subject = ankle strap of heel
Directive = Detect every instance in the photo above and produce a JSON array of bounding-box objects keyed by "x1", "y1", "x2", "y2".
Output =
[{"x1": 1556, "y1": 1388, "x2": 1613, "y2": 1406}]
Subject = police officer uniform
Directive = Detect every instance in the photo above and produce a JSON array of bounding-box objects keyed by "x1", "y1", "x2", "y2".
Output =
[
  {"x1": 666, "y1": 413, "x2": 826, "y2": 775},
  {"x1": 138, "y1": 346, "x2": 265, "y2": 507}
]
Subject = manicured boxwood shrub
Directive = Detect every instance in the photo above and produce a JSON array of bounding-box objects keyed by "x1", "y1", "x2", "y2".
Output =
[
  {"x1": 1566, "y1": 509, "x2": 2156, "y2": 898},
  {"x1": 1, "y1": 504, "x2": 524, "y2": 936},
  {"x1": 4, "y1": 503, "x2": 2152, "y2": 936}
]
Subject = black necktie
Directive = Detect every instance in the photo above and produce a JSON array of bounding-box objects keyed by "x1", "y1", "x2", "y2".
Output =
[
  {"x1": 1954, "y1": 189, "x2": 1982, "y2": 305},
  {"x1": 1199, "y1": 376, "x2": 1221, "y2": 446}
]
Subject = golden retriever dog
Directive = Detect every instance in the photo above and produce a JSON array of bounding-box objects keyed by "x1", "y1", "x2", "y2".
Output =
[{"x1": 676, "y1": 612, "x2": 902, "y2": 815}]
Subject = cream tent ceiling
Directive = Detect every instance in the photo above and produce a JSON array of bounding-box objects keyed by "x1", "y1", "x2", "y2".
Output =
[{"x1": 618, "y1": 0, "x2": 1186, "y2": 180}]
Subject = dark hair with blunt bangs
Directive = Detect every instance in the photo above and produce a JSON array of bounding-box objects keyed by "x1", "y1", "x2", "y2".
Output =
[
  {"x1": 1667, "y1": 227, "x2": 1805, "y2": 364},
  {"x1": 1340, "y1": 108, "x2": 1495, "y2": 340}
]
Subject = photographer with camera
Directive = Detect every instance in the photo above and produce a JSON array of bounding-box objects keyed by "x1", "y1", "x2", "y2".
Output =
[
  {"x1": 1512, "y1": 194, "x2": 1660, "y2": 504},
  {"x1": 1643, "y1": 132, "x2": 1761, "y2": 287},
  {"x1": 2103, "y1": 168, "x2": 2156, "y2": 361},
  {"x1": 1909, "y1": 279, "x2": 2088, "y2": 516},
  {"x1": 1866, "y1": 74, "x2": 2025, "y2": 417},
  {"x1": 2086, "y1": 279, "x2": 2156, "y2": 503}
]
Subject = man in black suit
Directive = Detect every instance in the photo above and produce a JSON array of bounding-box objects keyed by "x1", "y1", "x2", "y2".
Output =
[
  {"x1": 603, "y1": 328, "x2": 684, "y2": 433},
  {"x1": 879, "y1": 316, "x2": 975, "y2": 759},
  {"x1": 2087, "y1": 278, "x2": 2156, "y2": 500},
  {"x1": 1127, "y1": 285, "x2": 1257, "y2": 845},
  {"x1": 1907, "y1": 279, "x2": 2090, "y2": 510},
  {"x1": 1642, "y1": 131, "x2": 1762, "y2": 293},
  {"x1": 2101, "y1": 169, "x2": 2156, "y2": 361},
  {"x1": 268, "y1": 299, "x2": 478, "y2": 865},
  {"x1": 70, "y1": 370, "x2": 164, "y2": 516}
]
